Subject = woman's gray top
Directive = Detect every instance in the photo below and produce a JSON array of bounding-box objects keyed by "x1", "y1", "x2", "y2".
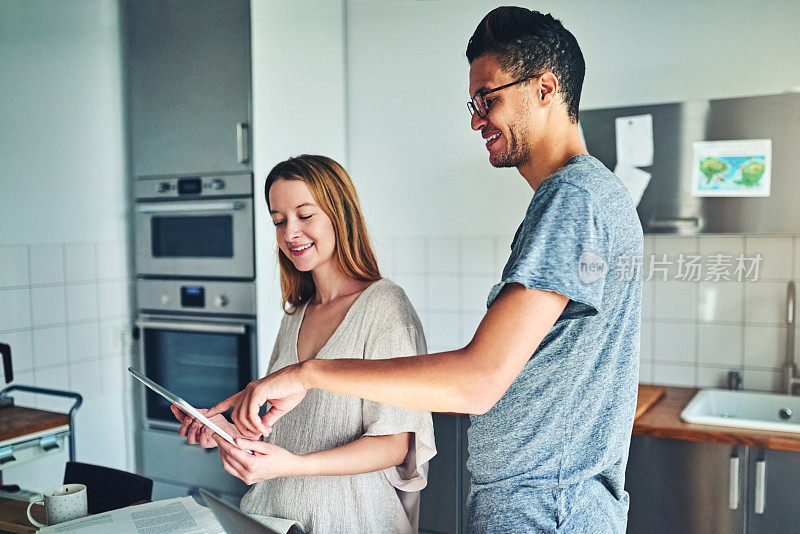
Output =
[{"x1": 239, "y1": 279, "x2": 436, "y2": 534}]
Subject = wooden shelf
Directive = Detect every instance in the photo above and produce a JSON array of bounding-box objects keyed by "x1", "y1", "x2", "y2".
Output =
[{"x1": 0, "y1": 406, "x2": 70, "y2": 443}]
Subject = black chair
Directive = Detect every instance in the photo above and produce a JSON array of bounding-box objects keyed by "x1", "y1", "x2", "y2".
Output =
[{"x1": 63, "y1": 461, "x2": 153, "y2": 514}]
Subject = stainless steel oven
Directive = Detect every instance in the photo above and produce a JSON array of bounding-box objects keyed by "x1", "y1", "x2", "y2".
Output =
[
  {"x1": 134, "y1": 279, "x2": 257, "y2": 429},
  {"x1": 134, "y1": 173, "x2": 254, "y2": 279}
]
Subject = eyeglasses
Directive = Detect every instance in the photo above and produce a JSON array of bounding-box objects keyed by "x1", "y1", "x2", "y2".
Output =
[{"x1": 467, "y1": 76, "x2": 535, "y2": 118}]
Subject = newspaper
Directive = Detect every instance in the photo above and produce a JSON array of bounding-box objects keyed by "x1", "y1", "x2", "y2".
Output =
[{"x1": 36, "y1": 497, "x2": 224, "y2": 534}]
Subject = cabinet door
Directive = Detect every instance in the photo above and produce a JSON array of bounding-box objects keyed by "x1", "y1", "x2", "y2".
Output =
[
  {"x1": 125, "y1": 0, "x2": 252, "y2": 177},
  {"x1": 420, "y1": 414, "x2": 465, "y2": 534},
  {"x1": 460, "y1": 417, "x2": 471, "y2": 534},
  {"x1": 626, "y1": 436, "x2": 746, "y2": 534},
  {"x1": 747, "y1": 448, "x2": 800, "y2": 532}
]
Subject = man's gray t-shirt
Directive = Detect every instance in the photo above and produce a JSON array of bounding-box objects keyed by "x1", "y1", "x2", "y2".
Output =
[{"x1": 467, "y1": 155, "x2": 642, "y2": 532}]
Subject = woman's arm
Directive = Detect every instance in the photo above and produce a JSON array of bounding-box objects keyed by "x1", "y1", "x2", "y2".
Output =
[{"x1": 212, "y1": 432, "x2": 411, "y2": 485}]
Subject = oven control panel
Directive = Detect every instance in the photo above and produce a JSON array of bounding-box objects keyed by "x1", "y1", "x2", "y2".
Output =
[
  {"x1": 134, "y1": 173, "x2": 252, "y2": 200},
  {"x1": 137, "y1": 280, "x2": 256, "y2": 315}
]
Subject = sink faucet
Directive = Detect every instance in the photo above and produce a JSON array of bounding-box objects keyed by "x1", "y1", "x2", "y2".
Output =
[{"x1": 783, "y1": 281, "x2": 799, "y2": 394}]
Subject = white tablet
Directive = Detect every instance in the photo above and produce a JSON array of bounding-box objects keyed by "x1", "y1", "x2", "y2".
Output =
[{"x1": 128, "y1": 367, "x2": 253, "y2": 454}]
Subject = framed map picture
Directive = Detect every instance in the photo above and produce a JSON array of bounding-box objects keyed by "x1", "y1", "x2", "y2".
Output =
[{"x1": 692, "y1": 139, "x2": 771, "y2": 197}]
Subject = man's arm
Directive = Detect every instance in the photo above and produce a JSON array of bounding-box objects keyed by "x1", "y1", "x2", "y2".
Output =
[
  {"x1": 306, "y1": 283, "x2": 567, "y2": 413},
  {"x1": 212, "y1": 283, "x2": 568, "y2": 436}
]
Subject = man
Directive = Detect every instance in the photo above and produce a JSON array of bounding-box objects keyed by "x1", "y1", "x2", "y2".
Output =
[{"x1": 210, "y1": 7, "x2": 642, "y2": 532}]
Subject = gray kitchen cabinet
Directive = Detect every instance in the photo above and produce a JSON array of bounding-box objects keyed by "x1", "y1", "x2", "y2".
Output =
[
  {"x1": 124, "y1": 0, "x2": 252, "y2": 177},
  {"x1": 420, "y1": 414, "x2": 471, "y2": 534},
  {"x1": 746, "y1": 448, "x2": 800, "y2": 532},
  {"x1": 626, "y1": 435, "x2": 746, "y2": 533},
  {"x1": 628, "y1": 436, "x2": 800, "y2": 533}
]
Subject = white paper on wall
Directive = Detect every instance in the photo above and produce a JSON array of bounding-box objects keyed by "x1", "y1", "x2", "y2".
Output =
[
  {"x1": 614, "y1": 163, "x2": 652, "y2": 206},
  {"x1": 615, "y1": 114, "x2": 654, "y2": 167}
]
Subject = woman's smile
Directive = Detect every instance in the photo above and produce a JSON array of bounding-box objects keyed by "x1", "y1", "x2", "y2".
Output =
[{"x1": 289, "y1": 243, "x2": 315, "y2": 256}]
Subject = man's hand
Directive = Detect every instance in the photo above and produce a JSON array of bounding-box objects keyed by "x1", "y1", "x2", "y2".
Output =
[
  {"x1": 207, "y1": 363, "x2": 308, "y2": 438},
  {"x1": 212, "y1": 435, "x2": 302, "y2": 485}
]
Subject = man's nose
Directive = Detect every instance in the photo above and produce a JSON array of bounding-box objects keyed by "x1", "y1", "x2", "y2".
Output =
[{"x1": 471, "y1": 111, "x2": 487, "y2": 131}]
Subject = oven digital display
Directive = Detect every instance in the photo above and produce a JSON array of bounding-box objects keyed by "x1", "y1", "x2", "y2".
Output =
[
  {"x1": 178, "y1": 177, "x2": 202, "y2": 195},
  {"x1": 181, "y1": 286, "x2": 205, "y2": 308}
]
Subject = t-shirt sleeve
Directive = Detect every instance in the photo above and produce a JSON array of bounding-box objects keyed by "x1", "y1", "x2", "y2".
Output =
[
  {"x1": 361, "y1": 320, "x2": 437, "y2": 492},
  {"x1": 487, "y1": 182, "x2": 611, "y2": 319}
]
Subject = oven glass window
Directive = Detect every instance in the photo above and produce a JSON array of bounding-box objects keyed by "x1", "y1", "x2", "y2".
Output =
[
  {"x1": 151, "y1": 215, "x2": 233, "y2": 258},
  {"x1": 143, "y1": 328, "x2": 249, "y2": 422}
]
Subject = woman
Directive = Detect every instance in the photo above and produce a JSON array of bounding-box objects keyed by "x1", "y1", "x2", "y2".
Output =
[{"x1": 172, "y1": 155, "x2": 435, "y2": 534}]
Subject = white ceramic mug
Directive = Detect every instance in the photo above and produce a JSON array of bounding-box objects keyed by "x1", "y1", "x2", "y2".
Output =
[{"x1": 26, "y1": 483, "x2": 88, "y2": 527}]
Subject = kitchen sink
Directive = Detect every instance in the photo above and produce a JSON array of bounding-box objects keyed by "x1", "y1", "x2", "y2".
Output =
[{"x1": 680, "y1": 388, "x2": 800, "y2": 433}]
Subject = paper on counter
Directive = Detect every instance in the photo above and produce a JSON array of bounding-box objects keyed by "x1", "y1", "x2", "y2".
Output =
[
  {"x1": 615, "y1": 114, "x2": 654, "y2": 167},
  {"x1": 37, "y1": 497, "x2": 224, "y2": 534},
  {"x1": 614, "y1": 164, "x2": 651, "y2": 206}
]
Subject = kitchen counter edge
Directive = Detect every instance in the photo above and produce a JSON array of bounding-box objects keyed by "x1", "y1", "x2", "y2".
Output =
[{"x1": 633, "y1": 385, "x2": 800, "y2": 453}]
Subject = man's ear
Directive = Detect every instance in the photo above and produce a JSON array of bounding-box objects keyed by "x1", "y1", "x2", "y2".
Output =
[{"x1": 537, "y1": 72, "x2": 559, "y2": 105}]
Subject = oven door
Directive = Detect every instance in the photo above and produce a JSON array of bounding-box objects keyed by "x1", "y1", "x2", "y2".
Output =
[
  {"x1": 135, "y1": 198, "x2": 254, "y2": 279},
  {"x1": 135, "y1": 315, "x2": 256, "y2": 428}
]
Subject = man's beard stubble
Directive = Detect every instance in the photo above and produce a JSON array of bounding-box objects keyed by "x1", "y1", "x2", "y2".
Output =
[{"x1": 491, "y1": 127, "x2": 530, "y2": 168}]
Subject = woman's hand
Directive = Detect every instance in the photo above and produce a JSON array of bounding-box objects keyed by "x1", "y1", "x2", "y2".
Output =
[
  {"x1": 170, "y1": 405, "x2": 252, "y2": 448},
  {"x1": 207, "y1": 364, "x2": 308, "y2": 438},
  {"x1": 213, "y1": 435, "x2": 303, "y2": 485}
]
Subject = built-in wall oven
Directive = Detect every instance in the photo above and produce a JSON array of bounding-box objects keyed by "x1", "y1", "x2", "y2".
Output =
[
  {"x1": 134, "y1": 279, "x2": 256, "y2": 498},
  {"x1": 135, "y1": 279, "x2": 257, "y2": 428},
  {"x1": 133, "y1": 172, "x2": 257, "y2": 498},
  {"x1": 134, "y1": 174, "x2": 254, "y2": 279}
]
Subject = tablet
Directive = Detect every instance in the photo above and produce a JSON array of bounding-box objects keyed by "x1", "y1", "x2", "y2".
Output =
[{"x1": 128, "y1": 367, "x2": 253, "y2": 454}]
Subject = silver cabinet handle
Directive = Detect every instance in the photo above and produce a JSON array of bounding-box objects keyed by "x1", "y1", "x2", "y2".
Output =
[
  {"x1": 647, "y1": 217, "x2": 700, "y2": 230},
  {"x1": 755, "y1": 459, "x2": 766, "y2": 515},
  {"x1": 237, "y1": 122, "x2": 250, "y2": 164},
  {"x1": 135, "y1": 320, "x2": 245, "y2": 335},
  {"x1": 136, "y1": 200, "x2": 244, "y2": 213},
  {"x1": 729, "y1": 455, "x2": 740, "y2": 510}
]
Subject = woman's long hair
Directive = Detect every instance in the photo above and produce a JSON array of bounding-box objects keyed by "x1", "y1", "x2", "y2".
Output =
[{"x1": 265, "y1": 155, "x2": 381, "y2": 312}]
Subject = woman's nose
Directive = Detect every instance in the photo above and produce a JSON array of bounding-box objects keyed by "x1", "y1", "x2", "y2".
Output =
[{"x1": 284, "y1": 218, "x2": 302, "y2": 238}]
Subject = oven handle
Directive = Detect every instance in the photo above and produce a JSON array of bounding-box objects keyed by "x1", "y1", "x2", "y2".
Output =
[
  {"x1": 135, "y1": 320, "x2": 246, "y2": 335},
  {"x1": 135, "y1": 200, "x2": 246, "y2": 214}
]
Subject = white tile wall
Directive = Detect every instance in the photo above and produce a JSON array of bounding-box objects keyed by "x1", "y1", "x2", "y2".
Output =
[
  {"x1": 0, "y1": 243, "x2": 131, "y2": 409},
  {"x1": 29, "y1": 245, "x2": 65, "y2": 285},
  {"x1": 427, "y1": 237, "x2": 459, "y2": 274},
  {"x1": 0, "y1": 247, "x2": 30, "y2": 287},
  {"x1": 460, "y1": 237, "x2": 494, "y2": 275},
  {"x1": 653, "y1": 322, "x2": 696, "y2": 364},
  {"x1": 381, "y1": 234, "x2": 800, "y2": 394},
  {"x1": 65, "y1": 244, "x2": 97, "y2": 282},
  {"x1": 630, "y1": 235, "x2": 800, "y2": 392}
]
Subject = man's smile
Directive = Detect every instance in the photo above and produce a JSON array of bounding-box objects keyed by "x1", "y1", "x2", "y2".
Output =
[{"x1": 483, "y1": 132, "x2": 502, "y2": 149}]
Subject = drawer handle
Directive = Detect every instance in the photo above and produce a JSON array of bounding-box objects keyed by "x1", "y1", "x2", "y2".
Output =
[
  {"x1": 755, "y1": 459, "x2": 766, "y2": 515},
  {"x1": 237, "y1": 122, "x2": 250, "y2": 164},
  {"x1": 728, "y1": 455, "x2": 739, "y2": 510}
]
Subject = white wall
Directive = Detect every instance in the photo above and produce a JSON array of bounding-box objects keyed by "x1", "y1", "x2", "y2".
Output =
[
  {"x1": 0, "y1": 1, "x2": 128, "y2": 244},
  {"x1": 0, "y1": 0, "x2": 131, "y2": 491},
  {"x1": 345, "y1": 0, "x2": 800, "y2": 239},
  {"x1": 251, "y1": 1, "x2": 347, "y2": 374},
  {"x1": 340, "y1": 0, "x2": 800, "y2": 390}
]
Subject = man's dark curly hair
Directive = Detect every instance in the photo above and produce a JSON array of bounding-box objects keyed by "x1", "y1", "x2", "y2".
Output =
[{"x1": 466, "y1": 6, "x2": 585, "y2": 123}]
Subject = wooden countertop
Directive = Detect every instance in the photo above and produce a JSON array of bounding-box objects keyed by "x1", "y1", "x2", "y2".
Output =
[
  {"x1": 633, "y1": 386, "x2": 800, "y2": 453},
  {"x1": 0, "y1": 406, "x2": 70, "y2": 443}
]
